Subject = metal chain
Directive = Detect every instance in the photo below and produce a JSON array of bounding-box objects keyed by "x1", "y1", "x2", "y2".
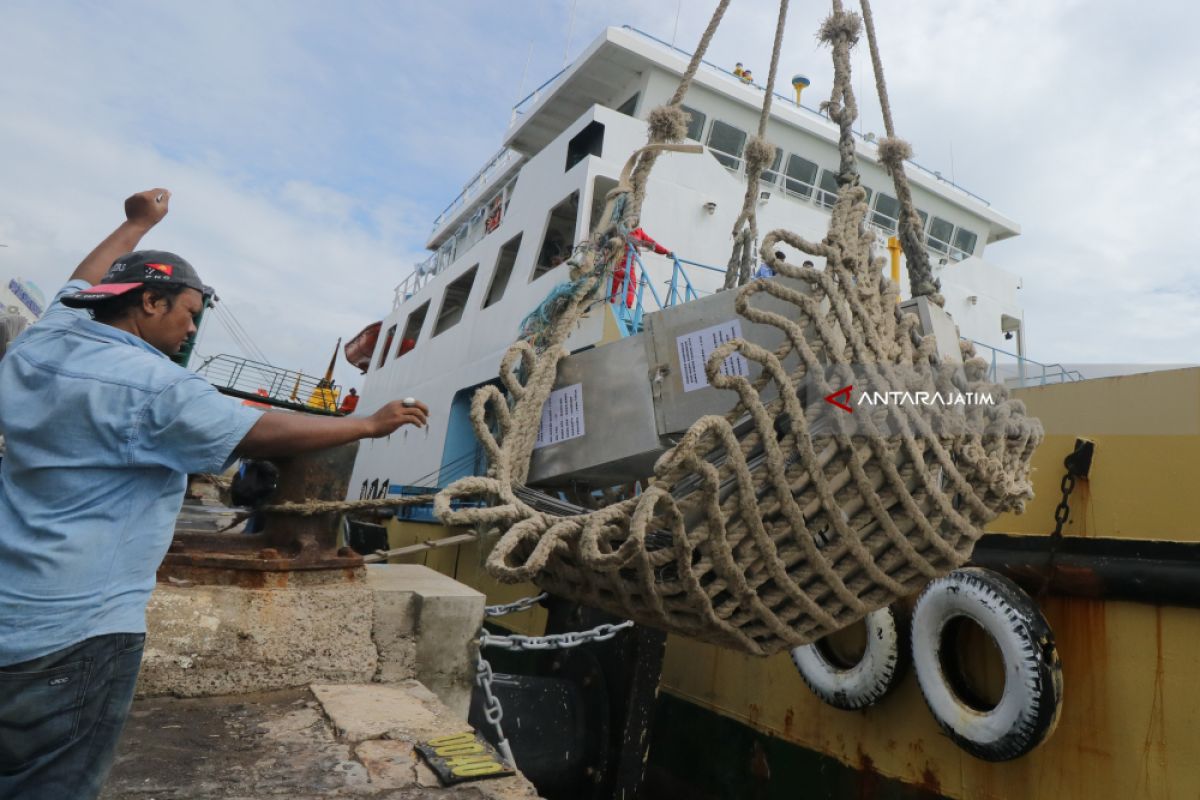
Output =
[
  {"x1": 484, "y1": 593, "x2": 548, "y2": 618},
  {"x1": 1051, "y1": 471, "x2": 1076, "y2": 537},
  {"x1": 1038, "y1": 442, "x2": 1090, "y2": 598},
  {"x1": 480, "y1": 620, "x2": 634, "y2": 653},
  {"x1": 473, "y1": 613, "x2": 632, "y2": 765},
  {"x1": 474, "y1": 649, "x2": 516, "y2": 766}
]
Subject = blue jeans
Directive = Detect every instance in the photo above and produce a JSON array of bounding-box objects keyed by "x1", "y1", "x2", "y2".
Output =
[{"x1": 0, "y1": 633, "x2": 145, "y2": 800}]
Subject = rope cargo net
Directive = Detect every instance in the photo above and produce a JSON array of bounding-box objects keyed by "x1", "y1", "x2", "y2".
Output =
[{"x1": 435, "y1": 0, "x2": 1043, "y2": 656}]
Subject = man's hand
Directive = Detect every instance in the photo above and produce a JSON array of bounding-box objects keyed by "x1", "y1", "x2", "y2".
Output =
[
  {"x1": 70, "y1": 187, "x2": 173, "y2": 285},
  {"x1": 124, "y1": 189, "x2": 170, "y2": 230},
  {"x1": 236, "y1": 398, "x2": 432, "y2": 458},
  {"x1": 366, "y1": 399, "x2": 429, "y2": 438}
]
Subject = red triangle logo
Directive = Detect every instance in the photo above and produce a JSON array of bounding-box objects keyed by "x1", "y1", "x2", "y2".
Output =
[
  {"x1": 824, "y1": 385, "x2": 853, "y2": 413},
  {"x1": 146, "y1": 262, "x2": 174, "y2": 277}
]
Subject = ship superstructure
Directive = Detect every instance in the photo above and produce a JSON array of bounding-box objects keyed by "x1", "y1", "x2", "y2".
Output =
[{"x1": 350, "y1": 25, "x2": 1025, "y2": 497}]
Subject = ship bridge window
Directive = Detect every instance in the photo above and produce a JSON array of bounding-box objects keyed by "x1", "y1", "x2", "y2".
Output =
[
  {"x1": 396, "y1": 300, "x2": 430, "y2": 358},
  {"x1": 927, "y1": 216, "x2": 954, "y2": 254},
  {"x1": 761, "y1": 144, "x2": 783, "y2": 185},
  {"x1": 483, "y1": 235, "x2": 522, "y2": 308},
  {"x1": 616, "y1": 92, "x2": 639, "y2": 116},
  {"x1": 817, "y1": 169, "x2": 839, "y2": 208},
  {"x1": 817, "y1": 169, "x2": 871, "y2": 209},
  {"x1": 433, "y1": 266, "x2": 478, "y2": 337},
  {"x1": 566, "y1": 122, "x2": 605, "y2": 171},
  {"x1": 376, "y1": 324, "x2": 396, "y2": 369},
  {"x1": 783, "y1": 154, "x2": 818, "y2": 198},
  {"x1": 953, "y1": 227, "x2": 979, "y2": 258},
  {"x1": 872, "y1": 193, "x2": 901, "y2": 233},
  {"x1": 681, "y1": 105, "x2": 706, "y2": 142},
  {"x1": 532, "y1": 191, "x2": 579, "y2": 281},
  {"x1": 706, "y1": 120, "x2": 747, "y2": 170}
]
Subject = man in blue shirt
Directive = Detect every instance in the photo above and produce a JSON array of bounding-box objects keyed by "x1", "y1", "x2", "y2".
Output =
[{"x1": 0, "y1": 189, "x2": 429, "y2": 799}]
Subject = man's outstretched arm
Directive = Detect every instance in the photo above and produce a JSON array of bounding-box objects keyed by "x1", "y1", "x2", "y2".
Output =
[
  {"x1": 236, "y1": 399, "x2": 430, "y2": 458},
  {"x1": 70, "y1": 189, "x2": 171, "y2": 285}
]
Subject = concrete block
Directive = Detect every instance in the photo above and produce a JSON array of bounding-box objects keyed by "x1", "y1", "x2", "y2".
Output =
[
  {"x1": 354, "y1": 739, "x2": 417, "y2": 789},
  {"x1": 139, "y1": 581, "x2": 377, "y2": 697},
  {"x1": 367, "y1": 564, "x2": 485, "y2": 717}
]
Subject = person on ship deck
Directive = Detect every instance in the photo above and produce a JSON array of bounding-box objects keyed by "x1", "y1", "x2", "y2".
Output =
[
  {"x1": 612, "y1": 227, "x2": 672, "y2": 309},
  {"x1": 0, "y1": 189, "x2": 431, "y2": 800}
]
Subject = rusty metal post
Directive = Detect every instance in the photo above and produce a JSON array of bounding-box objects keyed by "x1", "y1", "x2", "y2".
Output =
[{"x1": 161, "y1": 443, "x2": 365, "y2": 583}]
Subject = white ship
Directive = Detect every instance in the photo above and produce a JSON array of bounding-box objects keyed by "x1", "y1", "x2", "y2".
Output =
[{"x1": 347, "y1": 25, "x2": 1031, "y2": 499}]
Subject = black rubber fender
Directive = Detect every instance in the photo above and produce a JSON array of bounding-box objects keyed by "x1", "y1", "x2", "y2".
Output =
[
  {"x1": 911, "y1": 567, "x2": 1063, "y2": 761},
  {"x1": 790, "y1": 605, "x2": 908, "y2": 710}
]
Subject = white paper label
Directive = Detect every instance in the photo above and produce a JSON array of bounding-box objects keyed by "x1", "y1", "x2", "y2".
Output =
[
  {"x1": 676, "y1": 320, "x2": 750, "y2": 392},
  {"x1": 534, "y1": 383, "x2": 585, "y2": 449}
]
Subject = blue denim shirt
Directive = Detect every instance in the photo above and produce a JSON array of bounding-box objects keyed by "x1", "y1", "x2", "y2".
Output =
[{"x1": 0, "y1": 281, "x2": 262, "y2": 665}]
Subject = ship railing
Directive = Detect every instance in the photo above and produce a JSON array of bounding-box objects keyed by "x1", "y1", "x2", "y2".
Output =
[
  {"x1": 714, "y1": 154, "x2": 975, "y2": 262},
  {"x1": 510, "y1": 65, "x2": 572, "y2": 125},
  {"x1": 196, "y1": 354, "x2": 343, "y2": 414},
  {"x1": 430, "y1": 147, "x2": 522, "y2": 234},
  {"x1": 965, "y1": 339, "x2": 1085, "y2": 387},
  {"x1": 620, "y1": 25, "x2": 991, "y2": 209},
  {"x1": 611, "y1": 250, "x2": 724, "y2": 336}
]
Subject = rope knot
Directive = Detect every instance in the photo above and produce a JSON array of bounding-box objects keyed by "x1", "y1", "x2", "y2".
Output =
[
  {"x1": 876, "y1": 136, "x2": 912, "y2": 175},
  {"x1": 743, "y1": 137, "x2": 777, "y2": 176},
  {"x1": 818, "y1": 10, "x2": 862, "y2": 47},
  {"x1": 647, "y1": 105, "x2": 689, "y2": 144}
]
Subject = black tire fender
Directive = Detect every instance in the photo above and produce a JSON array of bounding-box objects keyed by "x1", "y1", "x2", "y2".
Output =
[
  {"x1": 790, "y1": 605, "x2": 908, "y2": 710},
  {"x1": 911, "y1": 567, "x2": 1063, "y2": 761}
]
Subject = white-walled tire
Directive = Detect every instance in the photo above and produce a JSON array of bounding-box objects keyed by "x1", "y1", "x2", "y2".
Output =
[
  {"x1": 912, "y1": 567, "x2": 1063, "y2": 761},
  {"x1": 790, "y1": 605, "x2": 908, "y2": 710}
]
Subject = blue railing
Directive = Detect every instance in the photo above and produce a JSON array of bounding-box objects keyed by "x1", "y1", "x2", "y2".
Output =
[{"x1": 610, "y1": 251, "x2": 725, "y2": 336}]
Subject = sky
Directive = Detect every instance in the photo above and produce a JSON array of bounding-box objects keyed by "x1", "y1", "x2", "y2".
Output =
[{"x1": 1, "y1": 0, "x2": 1197, "y2": 394}]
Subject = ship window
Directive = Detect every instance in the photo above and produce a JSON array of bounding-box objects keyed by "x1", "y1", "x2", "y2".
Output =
[
  {"x1": 681, "y1": 105, "x2": 706, "y2": 142},
  {"x1": 953, "y1": 227, "x2": 978, "y2": 258},
  {"x1": 817, "y1": 169, "x2": 840, "y2": 208},
  {"x1": 916, "y1": 208, "x2": 929, "y2": 231},
  {"x1": 928, "y1": 216, "x2": 954, "y2": 254},
  {"x1": 761, "y1": 144, "x2": 783, "y2": 185},
  {"x1": 532, "y1": 191, "x2": 579, "y2": 281},
  {"x1": 566, "y1": 121, "x2": 605, "y2": 171},
  {"x1": 433, "y1": 266, "x2": 478, "y2": 337},
  {"x1": 616, "y1": 92, "x2": 639, "y2": 116},
  {"x1": 872, "y1": 193, "x2": 900, "y2": 233},
  {"x1": 376, "y1": 324, "x2": 396, "y2": 369},
  {"x1": 483, "y1": 236, "x2": 522, "y2": 308},
  {"x1": 784, "y1": 154, "x2": 818, "y2": 198},
  {"x1": 706, "y1": 120, "x2": 747, "y2": 170},
  {"x1": 588, "y1": 176, "x2": 619, "y2": 237},
  {"x1": 396, "y1": 301, "x2": 430, "y2": 358}
]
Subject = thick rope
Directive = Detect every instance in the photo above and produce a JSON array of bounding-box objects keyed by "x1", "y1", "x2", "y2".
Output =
[
  {"x1": 429, "y1": 1, "x2": 1041, "y2": 657},
  {"x1": 859, "y1": 0, "x2": 940, "y2": 301},
  {"x1": 624, "y1": 0, "x2": 732, "y2": 231},
  {"x1": 724, "y1": 0, "x2": 790, "y2": 290}
]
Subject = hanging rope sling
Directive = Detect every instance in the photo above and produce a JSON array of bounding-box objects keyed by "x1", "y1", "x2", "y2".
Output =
[
  {"x1": 433, "y1": 0, "x2": 1043, "y2": 657},
  {"x1": 723, "y1": 0, "x2": 789, "y2": 290}
]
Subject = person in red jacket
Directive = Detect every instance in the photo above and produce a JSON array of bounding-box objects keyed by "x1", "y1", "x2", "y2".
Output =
[
  {"x1": 612, "y1": 227, "x2": 671, "y2": 308},
  {"x1": 338, "y1": 387, "x2": 359, "y2": 414}
]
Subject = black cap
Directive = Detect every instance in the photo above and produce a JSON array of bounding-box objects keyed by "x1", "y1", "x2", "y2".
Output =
[{"x1": 61, "y1": 250, "x2": 213, "y2": 309}]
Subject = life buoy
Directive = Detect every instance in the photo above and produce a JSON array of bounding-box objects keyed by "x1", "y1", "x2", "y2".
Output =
[
  {"x1": 790, "y1": 605, "x2": 908, "y2": 710},
  {"x1": 911, "y1": 567, "x2": 1062, "y2": 761}
]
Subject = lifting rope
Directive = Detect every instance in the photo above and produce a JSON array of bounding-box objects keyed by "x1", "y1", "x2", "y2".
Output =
[
  {"x1": 724, "y1": 0, "x2": 789, "y2": 290},
  {"x1": 426, "y1": 0, "x2": 1043, "y2": 657}
]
